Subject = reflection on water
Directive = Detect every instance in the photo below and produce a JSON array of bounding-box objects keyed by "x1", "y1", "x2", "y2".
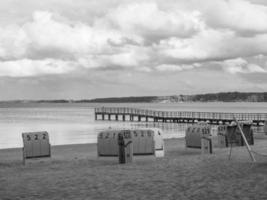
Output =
[{"x1": 0, "y1": 102, "x2": 266, "y2": 149}]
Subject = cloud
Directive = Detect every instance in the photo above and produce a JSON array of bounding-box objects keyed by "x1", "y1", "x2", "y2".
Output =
[
  {"x1": 155, "y1": 27, "x2": 267, "y2": 63},
  {"x1": 0, "y1": 10, "x2": 141, "y2": 59},
  {"x1": 221, "y1": 58, "x2": 267, "y2": 74},
  {"x1": 0, "y1": 59, "x2": 75, "y2": 77},
  {"x1": 0, "y1": 25, "x2": 30, "y2": 60},
  {"x1": 154, "y1": 28, "x2": 233, "y2": 62},
  {"x1": 0, "y1": 10, "x2": 146, "y2": 75},
  {"x1": 155, "y1": 63, "x2": 200, "y2": 72},
  {"x1": 202, "y1": 0, "x2": 267, "y2": 35},
  {"x1": 102, "y1": 2, "x2": 204, "y2": 42},
  {"x1": 24, "y1": 11, "x2": 132, "y2": 57},
  {"x1": 1, "y1": 1, "x2": 267, "y2": 78}
]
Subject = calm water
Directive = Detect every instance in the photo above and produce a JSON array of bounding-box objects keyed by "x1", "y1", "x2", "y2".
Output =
[{"x1": 0, "y1": 102, "x2": 267, "y2": 149}]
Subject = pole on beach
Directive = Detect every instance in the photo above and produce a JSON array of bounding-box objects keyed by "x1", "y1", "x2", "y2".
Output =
[
  {"x1": 118, "y1": 132, "x2": 133, "y2": 164},
  {"x1": 232, "y1": 116, "x2": 256, "y2": 162}
]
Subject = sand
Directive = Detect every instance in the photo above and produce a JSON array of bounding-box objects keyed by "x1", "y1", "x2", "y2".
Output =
[{"x1": 1, "y1": 137, "x2": 267, "y2": 200}]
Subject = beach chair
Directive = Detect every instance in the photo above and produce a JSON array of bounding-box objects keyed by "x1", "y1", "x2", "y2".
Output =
[
  {"x1": 97, "y1": 128, "x2": 164, "y2": 158},
  {"x1": 22, "y1": 131, "x2": 51, "y2": 164}
]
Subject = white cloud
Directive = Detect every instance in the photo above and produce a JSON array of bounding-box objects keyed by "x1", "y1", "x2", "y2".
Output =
[
  {"x1": 77, "y1": 45, "x2": 150, "y2": 69},
  {"x1": 103, "y1": 2, "x2": 204, "y2": 41},
  {"x1": 246, "y1": 63, "x2": 266, "y2": 72},
  {"x1": 0, "y1": 59, "x2": 75, "y2": 77},
  {"x1": 1, "y1": 1, "x2": 267, "y2": 78},
  {"x1": 0, "y1": 25, "x2": 30, "y2": 60},
  {"x1": 0, "y1": 10, "x2": 147, "y2": 75},
  {"x1": 155, "y1": 63, "x2": 200, "y2": 72},
  {"x1": 24, "y1": 11, "x2": 128, "y2": 56},
  {"x1": 0, "y1": 10, "x2": 142, "y2": 60},
  {"x1": 202, "y1": 0, "x2": 267, "y2": 35},
  {"x1": 222, "y1": 58, "x2": 267, "y2": 74},
  {"x1": 155, "y1": 27, "x2": 267, "y2": 62},
  {"x1": 155, "y1": 28, "x2": 236, "y2": 61}
]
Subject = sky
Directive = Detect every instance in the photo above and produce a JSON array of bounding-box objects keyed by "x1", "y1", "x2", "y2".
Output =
[{"x1": 0, "y1": 0, "x2": 267, "y2": 100}]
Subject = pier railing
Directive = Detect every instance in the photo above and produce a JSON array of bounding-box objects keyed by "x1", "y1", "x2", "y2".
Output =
[{"x1": 95, "y1": 107, "x2": 267, "y2": 124}]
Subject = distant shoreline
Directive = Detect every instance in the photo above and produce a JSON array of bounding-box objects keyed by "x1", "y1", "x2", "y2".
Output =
[
  {"x1": 1, "y1": 100, "x2": 267, "y2": 104},
  {"x1": 1, "y1": 91, "x2": 267, "y2": 103}
]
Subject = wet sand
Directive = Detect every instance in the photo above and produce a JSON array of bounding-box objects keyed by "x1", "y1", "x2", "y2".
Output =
[{"x1": 1, "y1": 137, "x2": 267, "y2": 200}]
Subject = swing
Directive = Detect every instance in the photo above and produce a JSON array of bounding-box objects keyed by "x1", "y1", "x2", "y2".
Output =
[
  {"x1": 228, "y1": 116, "x2": 255, "y2": 162},
  {"x1": 229, "y1": 117, "x2": 267, "y2": 163}
]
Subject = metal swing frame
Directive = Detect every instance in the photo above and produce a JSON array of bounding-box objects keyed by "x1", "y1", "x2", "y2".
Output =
[{"x1": 228, "y1": 116, "x2": 256, "y2": 162}]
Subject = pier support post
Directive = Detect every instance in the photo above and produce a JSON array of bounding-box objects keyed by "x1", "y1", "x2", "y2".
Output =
[
  {"x1": 146, "y1": 117, "x2": 148, "y2": 122},
  {"x1": 115, "y1": 115, "x2": 118, "y2": 121},
  {"x1": 108, "y1": 114, "x2": 111, "y2": 121},
  {"x1": 95, "y1": 114, "x2": 97, "y2": 120},
  {"x1": 102, "y1": 114, "x2": 104, "y2": 120},
  {"x1": 122, "y1": 115, "x2": 125, "y2": 121},
  {"x1": 138, "y1": 116, "x2": 141, "y2": 122}
]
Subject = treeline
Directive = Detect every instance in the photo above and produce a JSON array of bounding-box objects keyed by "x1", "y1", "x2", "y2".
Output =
[
  {"x1": 191, "y1": 92, "x2": 267, "y2": 102},
  {"x1": 2, "y1": 92, "x2": 267, "y2": 103},
  {"x1": 84, "y1": 92, "x2": 267, "y2": 103},
  {"x1": 35, "y1": 99, "x2": 70, "y2": 103},
  {"x1": 78, "y1": 96, "x2": 158, "y2": 103}
]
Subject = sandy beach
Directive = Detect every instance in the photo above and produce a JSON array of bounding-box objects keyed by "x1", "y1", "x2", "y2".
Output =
[{"x1": 1, "y1": 137, "x2": 267, "y2": 200}]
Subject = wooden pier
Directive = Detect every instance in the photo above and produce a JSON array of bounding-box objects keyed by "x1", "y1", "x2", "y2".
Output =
[{"x1": 95, "y1": 107, "x2": 267, "y2": 126}]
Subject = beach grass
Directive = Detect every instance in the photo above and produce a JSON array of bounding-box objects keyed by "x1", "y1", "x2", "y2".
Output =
[{"x1": 1, "y1": 138, "x2": 267, "y2": 200}]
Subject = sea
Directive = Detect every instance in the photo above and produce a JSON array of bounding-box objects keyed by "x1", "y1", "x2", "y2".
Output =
[{"x1": 0, "y1": 102, "x2": 267, "y2": 149}]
